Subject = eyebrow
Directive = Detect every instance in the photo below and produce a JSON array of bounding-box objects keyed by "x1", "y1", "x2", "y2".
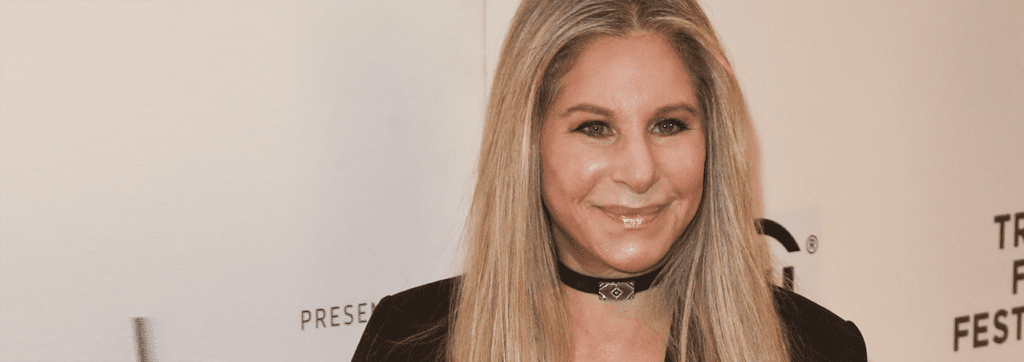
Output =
[
  {"x1": 560, "y1": 102, "x2": 699, "y2": 118},
  {"x1": 560, "y1": 103, "x2": 611, "y2": 118},
  {"x1": 654, "y1": 103, "x2": 699, "y2": 117}
]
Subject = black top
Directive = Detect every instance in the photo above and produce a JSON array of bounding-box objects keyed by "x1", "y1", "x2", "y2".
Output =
[{"x1": 351, "y1": 277, "x2": 867, "y2": 362}]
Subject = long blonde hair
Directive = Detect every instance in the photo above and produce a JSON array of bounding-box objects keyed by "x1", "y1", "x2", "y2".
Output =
[{"x1": 452, "y1": 0, "x2": 788, "y2": 361}]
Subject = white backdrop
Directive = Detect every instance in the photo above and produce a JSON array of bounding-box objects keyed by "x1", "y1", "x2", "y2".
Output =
[{"x1": 1, "y1": 0, "x2": 1021, "y2": 361}]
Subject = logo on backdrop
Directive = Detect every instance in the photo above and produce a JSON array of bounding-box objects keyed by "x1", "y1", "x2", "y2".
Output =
[
  {"x1": 757, "y1": 218, "x2": 815, "y2": 292},
  {"x1": 301, "y1": 302, "x2": 377, "y2": 331},
  {"x1": 951, "y1": 211, "x2": 1024, "y2": 352},
  {"x1": 760, "y1": 208, "x2": 823, "y2": 301}
]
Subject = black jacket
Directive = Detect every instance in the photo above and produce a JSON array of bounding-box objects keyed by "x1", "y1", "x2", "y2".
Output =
[{"x1": 352, "y1": 277, "x2": 867, "y2": 361}]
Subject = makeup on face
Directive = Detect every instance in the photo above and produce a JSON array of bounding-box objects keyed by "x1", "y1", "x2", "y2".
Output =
[{"x1": 540, "y1": 32, "x2": 706, "y2": 278}]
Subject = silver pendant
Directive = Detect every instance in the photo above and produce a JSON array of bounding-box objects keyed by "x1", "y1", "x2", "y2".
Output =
[{"x1": 597, "y1": 281, "x2": 635, "y2": 301}]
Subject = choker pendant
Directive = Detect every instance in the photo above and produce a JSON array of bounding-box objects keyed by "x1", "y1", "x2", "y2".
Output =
[
  {"x1": 557, "y1": 260, "x2": 663, "y2": 301},
  {"x1": 598, "y1": 281, "x2": 636, "y2": 301}
]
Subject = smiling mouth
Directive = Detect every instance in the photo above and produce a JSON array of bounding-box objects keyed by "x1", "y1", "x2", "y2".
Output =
[{"x1": 596, "y1": 204, "x2": 667, "y2": 228}]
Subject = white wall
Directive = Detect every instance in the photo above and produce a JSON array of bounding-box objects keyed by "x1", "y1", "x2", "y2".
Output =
[
  {"x1": 1, "y1": 0, "x2": 1021, "y2": 361},
  {"x1": 1, "y1": 1, "x2": 483, "y2": 360}
]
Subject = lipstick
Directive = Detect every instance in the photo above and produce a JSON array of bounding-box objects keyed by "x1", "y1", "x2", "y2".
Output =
[{"x1": 597, "y1": 204, "x2": 666, "y2": 228}]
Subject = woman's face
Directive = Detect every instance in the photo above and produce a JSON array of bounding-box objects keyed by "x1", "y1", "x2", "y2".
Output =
[{"x1": 541, "y1": 33, "x2": 706, "y2": 277}]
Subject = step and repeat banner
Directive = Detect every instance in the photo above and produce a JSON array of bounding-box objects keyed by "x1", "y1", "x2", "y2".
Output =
[{"x1": 1, "y1": 0, "x2": 1020, "y2": 361}]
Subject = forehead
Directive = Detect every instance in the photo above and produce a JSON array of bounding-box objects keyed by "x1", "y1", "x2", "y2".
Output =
[{"x1": 553, "y1": 32, "x2": 696, "y2": 114}]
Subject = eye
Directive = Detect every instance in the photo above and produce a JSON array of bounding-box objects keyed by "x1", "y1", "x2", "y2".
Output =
[
  {"x1": 651, "y1": 118, "x2": 689, "y2": 135},
  {"x1": 572, "y1": 121, "x2": 613, "y2": 138}
]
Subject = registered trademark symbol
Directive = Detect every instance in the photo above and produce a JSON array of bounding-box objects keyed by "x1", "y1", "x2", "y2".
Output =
[{"x1": 806, "y1": 235, "x2": 818, "y2": 254}]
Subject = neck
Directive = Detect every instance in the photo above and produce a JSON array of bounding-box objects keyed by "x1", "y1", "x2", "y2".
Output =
[
  {"x1": 561, "y1": 280, "x2": 658, "y2": 319},
  {"x1": 562, "y1": 283, "x2": 671, "y2": 362}
]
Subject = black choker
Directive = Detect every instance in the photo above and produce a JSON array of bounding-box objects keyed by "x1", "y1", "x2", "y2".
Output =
[{"x1": 557, "y1": 260, "x2": 663, "y2": 301}]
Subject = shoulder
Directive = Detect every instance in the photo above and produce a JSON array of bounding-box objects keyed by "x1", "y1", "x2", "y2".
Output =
[
  {"x1": 376, "y1": 277, "x2": 459, "y2": 324},
  {"x1": 351, "y1": 277, "x2": 459, "y2": 362},
  {"x1": 773, "y1": 287, "x2": 868, "y2": 362}
]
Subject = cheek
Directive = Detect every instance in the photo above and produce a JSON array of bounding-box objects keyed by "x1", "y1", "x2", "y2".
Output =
[
  {"x1": 540, "y1": 134, "x2": 606, "y2": 211},
  {"x1": 662, "y1": 140, "x2": 706, "y2": 196}
]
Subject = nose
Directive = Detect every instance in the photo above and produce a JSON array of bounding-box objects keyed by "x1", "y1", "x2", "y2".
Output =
[{"x1": 610, "y1": 133, "x2": 657, "y2": 194}]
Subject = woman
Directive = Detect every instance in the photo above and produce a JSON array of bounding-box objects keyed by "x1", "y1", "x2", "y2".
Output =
[{"x1": 353, "y1": 0, "x2": 866, "y2": 361}]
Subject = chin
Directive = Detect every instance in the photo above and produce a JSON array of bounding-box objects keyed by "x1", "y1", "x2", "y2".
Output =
[{"x1": 599, "y1": 239, "x2": 672, "y2": 275}]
